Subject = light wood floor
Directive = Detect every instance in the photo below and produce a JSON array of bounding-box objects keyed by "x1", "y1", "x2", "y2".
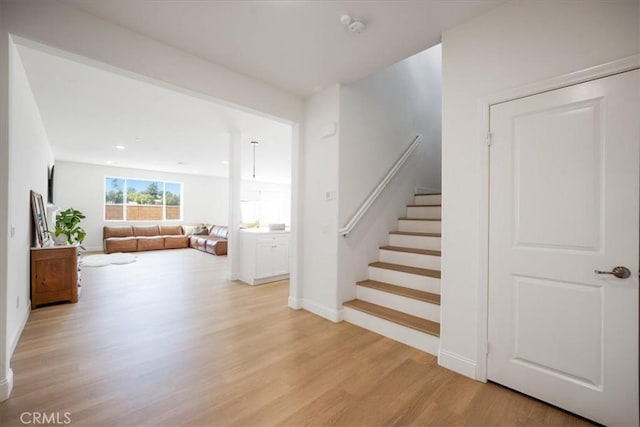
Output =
[{"x1": 0, "y1": 249, "x2": 592, "y2": 426}]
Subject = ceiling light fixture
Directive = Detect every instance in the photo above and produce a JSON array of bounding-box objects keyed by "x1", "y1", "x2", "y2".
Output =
[
  {"x1": 340, "y1": 14, "x2": 366, "y2": 34},
  {"x1": 115, "y1": 145, "x2": 126, "y2": 150},
  {"x1": 222, "y1": 160, "x2": 229, "y2": 165},
  {"x1": 251, "y1": 141, "x2": 259, "y2": 179}
]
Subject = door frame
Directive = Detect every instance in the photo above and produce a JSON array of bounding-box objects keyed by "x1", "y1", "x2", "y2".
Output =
[{"x1": 475, "y1": 54, "x2": 640, "y2": 382}]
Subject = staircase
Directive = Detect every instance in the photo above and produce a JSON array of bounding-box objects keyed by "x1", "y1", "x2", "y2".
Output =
[{"x1": 343, "y1": 192, "x2": 442, "y2": 355}]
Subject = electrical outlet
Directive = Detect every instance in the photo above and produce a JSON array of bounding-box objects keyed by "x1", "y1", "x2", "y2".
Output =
[{"x1": 10, "y1": 225, "x2": 15, "y2": 237}]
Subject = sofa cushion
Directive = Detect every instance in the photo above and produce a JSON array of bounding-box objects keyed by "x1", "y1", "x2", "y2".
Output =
[
  {"x1": 104, "y1": 237, "x2": 137, "y2": 254},
  {"x1": 159, "y1": 225, "x2": 182, "y2": 236},
  {"x1": 209, "y1": 225, "x2": 229, "y2": 239},
  {"x1": 133, "y1": 225, "x2": 160, "y2": 236},
  {"x1": 164, "y1": 235, "x2": 189, "y2": 249},
  {"x1": 137, "y1": 236, "x2": 164, "y2": 251},
  {"x1": 103, "y1": 226, "x2": 133, "y2": 239},
  {"x1": 205, "y1": 239, "x2": 228, "y2": 256}
]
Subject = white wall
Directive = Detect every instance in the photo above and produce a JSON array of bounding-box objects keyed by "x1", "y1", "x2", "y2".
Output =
[
  {"x1": 297, "y1": 85, "x2": 341, "y2": 320},
  {"x1": 337, "y1": 45, "x2": 442, "y2": 304},
  {"x1": 0, "y1": 8, "x2": 13, "y2": 400},
  {"x1": 7, "y1": 42, "x2": 54, "y2": 360},
  {"x1": 55, "y1": 161, "x2": 230, "y2": 251},
  {"x1": 3, "y1": 0, "x2": 302, "y2": 124},
  {"x1": 339, "y1": 45, "x2": 442, "y2": 224},
  {"x1": 440, "y1": 0, "x2": 639, "y2": 377}
]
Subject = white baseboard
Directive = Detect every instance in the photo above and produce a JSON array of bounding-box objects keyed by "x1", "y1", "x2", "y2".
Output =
[
  {"x1": 0, "y1": 369, "x2": 13, "y2": 402},
  {"x1": 9, "y1": 305, "x2": 30, "y2": 358},
  {"x1": 297, "y1": 299, "x2": 342, "y2": 323},
  {"x1": 288, "y1": 296, "x2": 302, "y2": 310},
  {"x1": 438, "y1": 348, "x2": 477, "y2": 379}
]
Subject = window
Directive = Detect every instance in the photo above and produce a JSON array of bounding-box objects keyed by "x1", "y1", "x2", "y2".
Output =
[
  {"x1": 240, "y1": 188, "x2": 290, "y2": 227},
  {"x1": 105, "y1": 177, "x2": 182, "y2": 221}
]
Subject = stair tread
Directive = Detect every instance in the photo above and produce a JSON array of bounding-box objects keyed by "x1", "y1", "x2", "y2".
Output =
[
  {"x1": 369, "y1": 261, "x2": 441, "y2": 278},
  {"x1": 357, "y1": 279, "x2": 440, "y2": 304},
  {"x1": 380, "y1": 245, "x2": 441, "y2": 256},
  {"x1": 398, "y1": 218, "x2": 441, "y2": 221},
  {"x1": 389, "y1": 231, "x2": 441, "y2": 237},
  {"x1": 414, "y1": 192, "x2": 441, "y2": 196},
  {"x1": 407, "y1": 204, "x2": 442, "y2": 207},
  {"x1": 344, "y1": 299, "x2": 440, "y2": 337}
]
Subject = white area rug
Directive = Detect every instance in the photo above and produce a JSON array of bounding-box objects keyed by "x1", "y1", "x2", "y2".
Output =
[{"x1": 81, "y1": 253, "x2": 137, "y2": 267}]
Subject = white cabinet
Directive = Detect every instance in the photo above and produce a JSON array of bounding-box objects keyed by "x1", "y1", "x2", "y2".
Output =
[{"x1": 239, "y1": 229, "x2": 290, "y2": 285}]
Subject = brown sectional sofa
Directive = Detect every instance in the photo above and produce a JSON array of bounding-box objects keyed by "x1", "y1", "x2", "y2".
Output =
[
  {"x1": 102, "y1": 224, "x2": 228, "y2": 255},
  {"x1": 103, "y1": 225, "x2": 189, "y2": 254},
  {"x1": 189, "y1": 225, "x2": 228, "y2": 256}
]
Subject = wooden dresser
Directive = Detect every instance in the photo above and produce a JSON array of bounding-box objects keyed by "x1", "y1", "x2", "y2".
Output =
[{"x1": 30, "y1": 246, "x2": 79, "y2": 309}]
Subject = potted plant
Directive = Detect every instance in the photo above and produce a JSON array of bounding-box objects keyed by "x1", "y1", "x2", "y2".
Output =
[{"x1": 53, "y1": 208, "x2": 87, "y2": 245}]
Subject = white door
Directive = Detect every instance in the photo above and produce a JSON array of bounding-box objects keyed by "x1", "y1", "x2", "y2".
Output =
[{"x1": 488, "y1": 70, "x2": 639, "y2": 426}]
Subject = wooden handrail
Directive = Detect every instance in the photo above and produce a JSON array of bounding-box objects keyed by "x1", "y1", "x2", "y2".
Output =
[{"x1": 339, "y1": 134, "x2": 423, "y2": 237}]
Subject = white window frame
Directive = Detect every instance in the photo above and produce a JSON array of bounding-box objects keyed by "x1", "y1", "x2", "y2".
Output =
[{"x1": 103, "y1": 176, "x2": 183, "y2": 222}]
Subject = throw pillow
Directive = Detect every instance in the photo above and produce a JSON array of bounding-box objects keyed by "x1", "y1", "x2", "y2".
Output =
[
  {"x1": 192, "y1": 225, "x2": 208, "y2": 235},
  {"x1": 182, "y1": 225, "x2": 196, "y2": 236}
]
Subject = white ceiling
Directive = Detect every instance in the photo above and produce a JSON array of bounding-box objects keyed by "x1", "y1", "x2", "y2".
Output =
[
  {"x1": 61, "y1": 0, "x2": 504, "y2": 97},
  {"x1": 16, "y1": 44, "x2": 293, "y2": 183},
  {"x1": 15, "y1": 0, "x2": 505, "y2": 183}
]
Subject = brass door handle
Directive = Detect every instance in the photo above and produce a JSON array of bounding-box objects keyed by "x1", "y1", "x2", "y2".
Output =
[{"x1": 594, "y1": 266, "x2": 631, "y2": 279}]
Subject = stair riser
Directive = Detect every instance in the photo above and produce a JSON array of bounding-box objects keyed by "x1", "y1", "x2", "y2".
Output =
[
  {"x1": 343, "y1": 307, "x2": 440, "y2": 355},
  {"x1": 356, "y1": 286, "x2": 440, "y2": 322},
  {"x1": 369, "y1": 266, "x2": 440, "y2": 294},
  {"x1": 406, "y1": 206, "x2": 441, "y2": 219},
  {"x1": 414, "y1": 194, "x2": 441, "y2": 205},
  {"x1": 398, "y1": 220, "x2": 441, "y2": 233},
  {"x1": 389, "y1": 234, "x2": 441, "y2": 251},
  {"x1": 379, "y1": 249, "x2": 441, "y2": 270}
]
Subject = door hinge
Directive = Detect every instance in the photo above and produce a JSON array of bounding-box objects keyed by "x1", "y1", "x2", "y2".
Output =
[{"x1": 486, "y1": 131, "x2": 492, "y2": 146}]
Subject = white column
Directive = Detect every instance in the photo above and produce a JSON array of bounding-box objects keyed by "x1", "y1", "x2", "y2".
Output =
[
  {"x1": 227, "y1": 133, "x2": 242, "y2": 281},
  {"x1": 288, "y1": 123, "x2": 303, "y2": 309}
]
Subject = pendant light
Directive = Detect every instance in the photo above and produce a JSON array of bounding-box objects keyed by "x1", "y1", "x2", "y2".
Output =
[{"x1": 251, "y1": 140, "x2": 259, "y2": 179}]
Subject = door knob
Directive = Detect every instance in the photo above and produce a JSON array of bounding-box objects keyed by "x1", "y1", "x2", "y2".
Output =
[{"x1": 594, "y1": 266, "x2": 631, "y2": 279}]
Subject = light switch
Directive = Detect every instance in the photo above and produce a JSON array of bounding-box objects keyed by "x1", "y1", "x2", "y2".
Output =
[
  {"x1": 325, "y1": 190, "x2": 335, "y2": 201},
  {"x1": 10, "y1": 225, "x2": 15, "y2": 237}
]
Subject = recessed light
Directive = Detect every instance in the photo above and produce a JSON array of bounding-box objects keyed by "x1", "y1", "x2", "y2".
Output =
[
  {"x1": 106, "y1": 160, "x2": 117, "y2": 165},
  {"x1": 222, "y1": 160, "x2": 229, "y2": 165},
  {"x1": 115, "y1": 145, "x2": 126, "y2": 150},
  {"x1": 193, "y1": 170, "x2": 199, "y2": 174},
  {"x1": 177, "y1": 161, "x2": 188, "y2": 165}
]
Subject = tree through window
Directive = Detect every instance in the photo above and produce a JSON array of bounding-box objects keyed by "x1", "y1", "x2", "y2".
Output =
[{"x1": 105, "y1": 177, "x2": 182, "y2": 221}]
